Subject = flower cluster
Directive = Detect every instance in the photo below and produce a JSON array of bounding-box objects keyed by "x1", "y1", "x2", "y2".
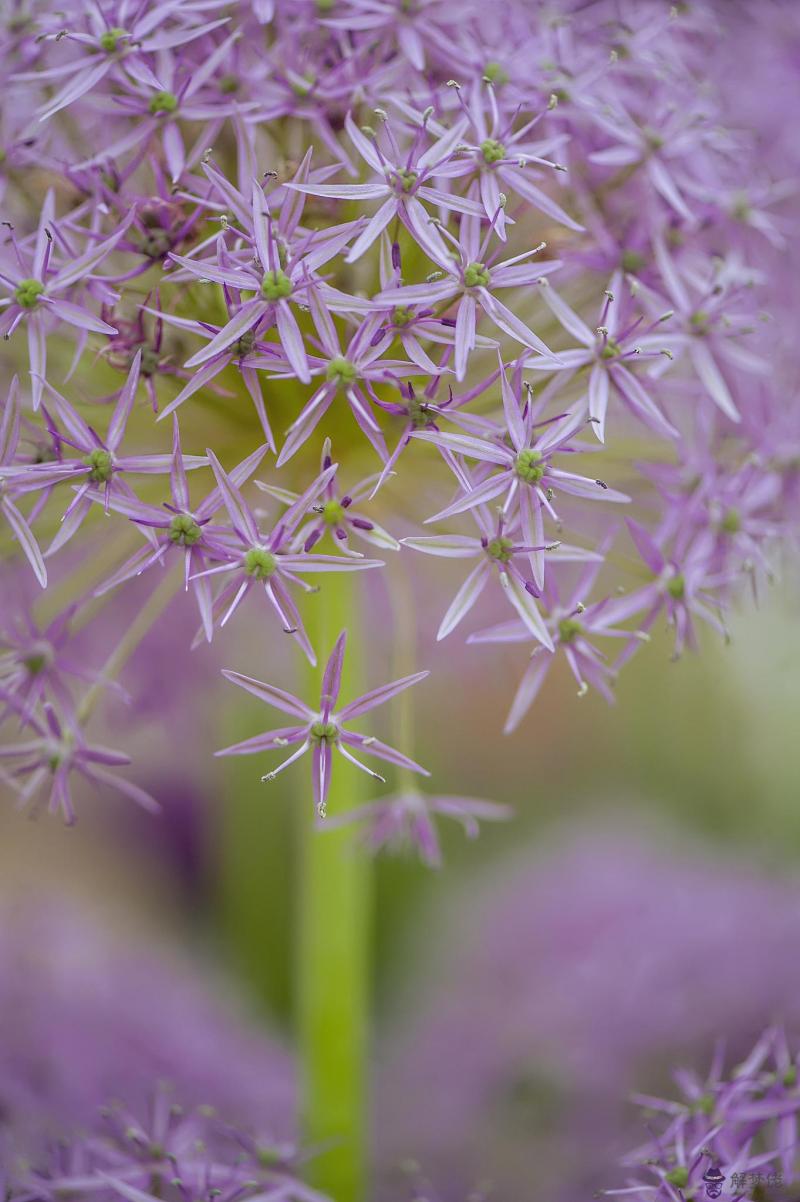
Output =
[
  {"x1": 0, "y1": 0, "x2": 797, "y2": 834},
  {"x1": 5, "y1": 1092, "x2": 320, "y2": 1202},
  {"x1": 0, "y1": 902, "x2": 296, "y2": 1160},
  {"x1": 606, "y1": 1027, "x2": 800, "y2": 1201}
]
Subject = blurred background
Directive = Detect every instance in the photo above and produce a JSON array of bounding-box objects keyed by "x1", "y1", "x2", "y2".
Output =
[{"x1": 1, "y1": 556, "x2": 798, "y2": 1198}]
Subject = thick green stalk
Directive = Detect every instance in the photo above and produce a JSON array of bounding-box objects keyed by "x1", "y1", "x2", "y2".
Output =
[{"x1": 297, "y1": 575, "x2": 371, "y2": 1202}]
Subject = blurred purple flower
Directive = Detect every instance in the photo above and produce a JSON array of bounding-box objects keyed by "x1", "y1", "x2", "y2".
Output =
[{"x1": 376, "y1": 822, "x2": 800, "y2": 1200}]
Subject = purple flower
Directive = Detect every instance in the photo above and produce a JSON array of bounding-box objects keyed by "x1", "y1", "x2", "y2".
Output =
[
  {"x1": 168, "y1": 170, "x2": 361, "y2": 385},
  {"x1": 606, "y1": 1028, "x2": 800, "y2": 1201},
  {"x1": 217, "y1": 630, "x2": 429, "y2": 816},
  {"x1": 0, "y1": 376, "x2": 47, "y2": 586},
  {"x1": 376, "y1": 822, "x2": 800, "y2": 1200},
  {"x1": 3, "y1": 354, "x2": 206, "y2": 553},
  {"x1": 402, "y1": 511, "x2": 596, "y2": 647},
  {"x1": 441, "y1": 78, "x2": 583, "y2": 236},
  {"x1": 284, "y1": 110, "x2": 483, "y2": 264},
  {"x1": 0, "y1": 700, "x2": 158, "y2": 825},
  {"x1": 0, "y1": 190, "x2": 132, "y2": 409},
  {"x1": 374, "y1": 211, "x2": 562, "y2": 379},
  {"x1": 257, "y1": 438, "x2": 400, "y2": 556},
  {"x1": 414, "y1": 363, "x2": 629, "y2": 589},
  {"x1": 0, "y1": 901, "x2": 303, "y2": 1193},
  {"x1": 328, "y1": 788, "x2": 511, "y2": 868},
  {"x1": 15, "y1": 5, "x2": 231, "y2": 123},
  {"x1": 92, "y1": 431, "x2": 268, "y2": 644},
  {"x1": 530, "y1": 274, "x2": 679, "y2": 442},
  {"x1": 467, "y1": 544, "x2": 643, "y2": 730},
  {"x1": 192, "y1": 451, "x2": 383, "y2": 661}
]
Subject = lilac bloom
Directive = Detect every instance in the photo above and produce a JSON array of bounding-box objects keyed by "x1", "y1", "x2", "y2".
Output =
[
  {"x1": 4, "y1": 354, "x2": 206, "y2": 553},
  {"x1": 283, "y1": 110, "x2": 483, "y2": 264},
  {"x1": 191, "y1": 452, "x2": 383, "y2": 662},
  {"x1": 327, "y1": 789, "x2": 512, "y2": 868},
  {"x1": 276, "y1": 300, "x2": 416, "y2": 466},
  {"x1": 374, "y1": 211, "x2": 562, "y2": 379},
  {"x1": 217, "y1": 630, "x2": 429, "y2": 816},
  {"x1": 367, "y1": 234, "x2": 499, "y2": 377},
  {"x1": 436, "y1": 79, "x2": 583, "y2": 236},
  {"x1": 402, "y1": 508, "x2": 599, "y2": 648},
  {"x1": 371, "y1": 372, "x2": 501, "y2": 495},
  {"x1": 101, "y1": 298, "x2": 187, "y2": 411},
  {"x1": 0, "y1": 604, "x2": 116, "y2": 727},
  {"x1": 147, "y1": 303, "x2": 285, "y2": 448},
  {"x1": 416, "y1": 365, "x2": 629, "y2": 589},
  {"x1": 92, "y1": 432, "x2": 268, "y2": 644},
  {"x1": 0, "y1": 191, "x2": 133, "y2": 408},
  {"x1": 169, "y1": 177, "x2": 359, "y2": 385},
  {"x1": 72, "y1": 29, "x2": 253, "y2": 182},
  {"x1": 586, "y1": 96, "x2": 719, "y2": 224},
  {"x1": 0, "y1": 377, "x2": 47, "y2": 586},
  {"x1": 256, "y1": 438, "x2": 400, "y2": 557},
  {"x1": 467, "y1": 549, "x2": 645, "y2": 732},
  {"x1": 0, "y1": 701, "x2": 158, "y2": 826},
  {"x1": 609, "y1": 1029, "x2": 800, "y2": 1202},
  {"x1": 16, "y1": 7, "x2": 231, "y2": 123},
  {"x1": 641, "y1": 236, "x2": 769, "y2": 423},
  {"x1": 319, "y1": 0, "x2": 457, "y2": 71},
  {"x1": 610, "y1": 518, "x2": 734, "y2": 660},
  {"x1": 530, "y1": 274, "x2": 680, "y2": 442}
]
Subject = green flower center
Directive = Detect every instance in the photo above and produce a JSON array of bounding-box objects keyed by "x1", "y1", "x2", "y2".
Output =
[
  {"x1": 665, "y1": 1167, "x2": 689, "y2": 1189},
  {"x1": 235, "y1": 330, "x2": 256, "y2": 357},
  {"x1": 260, "y1": 269, "x2": 293, "y2": 301},
  {"x1": 169, "y1": 513, "x2": 202, "y2": 546},
  {"x1": 310, "y1": 720, "x2": 338, "y2": 743},
  {"x1": 394, "y1": 167, "x2": 417, "y2": 193},
  {"x1": 665, "y1": 573, "x2": 685, "y2": 600},
  {"x1": 515, "y1": 449, "x2": 545, "y2": 485},
  {"x1": 291, "y1": 72, "x2": 316, "y2": 97},
  {"x1": 326, "y1": 356, "x2": 358, "y2": 388},
  {"x1": 83, "y1": 448, "x2": 114, "y2": 484},
  {"x1": 408, "y1": 396, "x2": 431, "y2": 429},
  {"x1": 720, "y1": 508, "x2": 741, "y2": 534},
  {"x1": 99, "y1": 26, "x2": 127, "y2": 52},
  {"x1": 140, "y1": 346, "x2": 160, "y2": 376},
  {"x1": 244, "y1": 547, "x2": 277, "y2": 579},
  {"x1": 218, "y1": 74, "x2": 239, "y2": 94},
  {"x1": 486, "y1": 536, "x2": 514, "y2": 564},
  {"x1": 558, "y1": 618, "x2": 582, "y2": 644},
  {"x1": 689, "y1": 309, "x2": 709, "y2": 334},
  {"x1": 23, "y1": 644, "x2": 51, "y2": 674},
  {"x1": 480, "y1": 139, "x2": 506, "y2": 164},
  {"x1": 138, "y1": 228, "x2": 172, "y2": 259},
  {"x1": 393, "y1": 306, "x2": 413, "y2": 328},
  {"x1": 464, "y1": 261, "x2": 491, "y2": 289},
  {"x1": 322, "y1": 499, "x2": 345, "y2": 526},
  {"x1": 14, "y1": 278, "x2": 44, "y2": 308},
  {"x1": 784, "y1": 1066, "x2": 798, "y2": 1087},
  {"x1": 600, "y1": 338, "x2": 622, "y2": 359},
  {"x1": 148, "y1": 90, "x2": 178, "y2": 115},
  {"x1": 621, "y1": 249, "x2": 646, "y2": 273},
  {"x1": 483, "y1": 61, "x2": 508, "y2": 86}
]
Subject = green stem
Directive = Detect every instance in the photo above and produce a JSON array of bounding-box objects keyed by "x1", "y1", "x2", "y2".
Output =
[
  {"x1": 77, "y1": 570, "x2": 179, "y2": 723},
  {"x1": 297, "y1": 575, "x2": 371, "y2": 1202}
]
